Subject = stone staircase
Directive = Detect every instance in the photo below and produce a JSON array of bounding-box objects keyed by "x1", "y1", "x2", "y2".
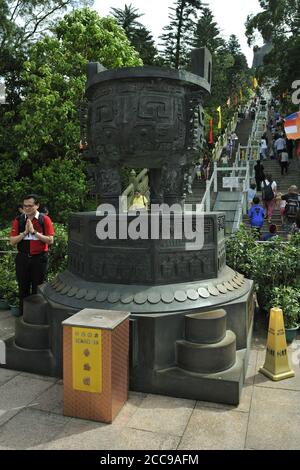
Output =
[
  {"x1": 186, "y1": 117, "x2": 254, "y2": 210},
  {"x1": 243, "y1": 158, "x2": 300, "y2": 237},
  {"x1": 3, "y1": 294, "x2": 56, "y2": 376},
  {"x1": 156, "y1": 308, "x2": 247, "y2": 405}
]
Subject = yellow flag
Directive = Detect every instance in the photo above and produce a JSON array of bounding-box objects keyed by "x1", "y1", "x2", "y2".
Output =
[
  {"x1": 216, "y1": 106, "x2": 222, "y2": 129},
  {"x1": 239, "y1": 89, "x2": 243, "y2": 100},
  {"x1": 253, "y1": 77, "x2": 258, "y2": 89}
]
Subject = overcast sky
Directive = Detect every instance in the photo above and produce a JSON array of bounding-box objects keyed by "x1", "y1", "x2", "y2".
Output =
[{"x1": 93, "y1": 0, "x2": 263, "y2": 66}]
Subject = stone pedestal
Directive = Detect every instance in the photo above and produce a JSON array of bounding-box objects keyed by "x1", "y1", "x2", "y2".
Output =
[{"x1": 2, "y1": 212, "x2": 253, "y2": 405}]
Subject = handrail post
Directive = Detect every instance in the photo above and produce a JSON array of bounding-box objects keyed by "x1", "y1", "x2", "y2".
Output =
[
  {"x1": 206, "y1": 180, "x2": 211, "y2": 212},
  {"x1": 214, "y1": 163, "x2": 218, "y2": 192}
]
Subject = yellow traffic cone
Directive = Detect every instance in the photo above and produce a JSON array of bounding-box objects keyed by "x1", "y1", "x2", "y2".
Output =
[{"x1": 259, "y1": 307, "x2": 295, "y2": 381}]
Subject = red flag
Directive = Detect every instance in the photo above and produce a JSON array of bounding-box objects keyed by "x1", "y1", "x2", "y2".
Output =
[{"x1": 209, "y1": 118, "x2": 213, "y2": 144}]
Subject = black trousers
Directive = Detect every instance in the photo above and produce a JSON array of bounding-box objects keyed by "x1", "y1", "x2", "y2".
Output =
[
  {"x1": 15, "y1": 252, "x2": 48, "y2": 312},
  {"x1": 280, "y1": 162, "x2": 288, "y2": 175}
]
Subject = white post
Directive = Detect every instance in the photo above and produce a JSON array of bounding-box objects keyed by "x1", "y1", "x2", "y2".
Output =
[
  {"x1": 206, "y1": 180, "x2": 211, "y2": 212},
  {"x1": 214, "y1": 163, "x2": 218, "y2": 192},
  {"x1": 246, "y1": 161, "x2": 250, "y2": 191}
]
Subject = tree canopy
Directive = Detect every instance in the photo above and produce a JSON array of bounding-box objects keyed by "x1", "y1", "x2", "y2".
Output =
[
  {"x1": 246, "y1": 0, "x2": 300, "y2": 109},
  {"x1": 0, "y1": 7, "x2": 141, "y2": 222},
  {"x1": 110, "y1": 3, "x2": 158, "y2": 65}
]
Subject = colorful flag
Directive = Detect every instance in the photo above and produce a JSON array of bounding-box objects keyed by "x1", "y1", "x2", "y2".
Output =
[
  {"x1": 226, "y1": 97, "x2": 231, "y2": 108},
  {"x1": 216, "y1": 106, "x2": 222, "y2": 129},
  {"x1": 253, "y1": 77, "x2": 258, "y2": 89},
  {"x1": 284, "y1": 111, "x2": 300, "y2": 140},
  {"x1": 209, "y1": 118, "x2": 213, "y2": 144}
]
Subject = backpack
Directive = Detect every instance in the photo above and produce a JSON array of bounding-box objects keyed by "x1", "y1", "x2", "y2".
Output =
[
  {"x1": 17, "y1": 212, "x2": 45, "y2": 234},
  {"x1": 285, "y1": 196, "x2": 300, "y2": 220},
  {"x1": 262, "y1": 182, "x2": 274, "y2": 201}
]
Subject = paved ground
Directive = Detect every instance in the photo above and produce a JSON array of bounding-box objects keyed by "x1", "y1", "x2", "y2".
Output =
[{"x1": 0, "y1": 309, "x2": 300, "y2": 450}]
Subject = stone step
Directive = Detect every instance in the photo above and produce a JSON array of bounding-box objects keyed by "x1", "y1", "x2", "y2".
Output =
[
  {"x1": 155, "y1": 349, "x2": 246, "y2": 405},
  {"x1": 15, "y1": 317, "x2": 50, "y2": 350},
  {"x1": 3, "y1": 337, "x2": 56, "y2": 376},
  {"x1": 176, "y1": 330, "x2": 236, "y2": 374},
  {"x1": 23, "y1": 294, "x2": 48, "y2": 325},
  {"x1": 185, "y1": 309, "x2": 226, "y2": 344}
]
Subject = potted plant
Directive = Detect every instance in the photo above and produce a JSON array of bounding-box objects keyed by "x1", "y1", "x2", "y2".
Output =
[{"x1": 268, "y1": 286, "x2": 300, "y2": 343}]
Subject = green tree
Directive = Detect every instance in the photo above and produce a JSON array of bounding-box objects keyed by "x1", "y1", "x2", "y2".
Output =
[
  {"x1": 160, "y1": 0, "x2": 203, "y2": 69},
  {"x1": 0, "y1": 7, "x2": 141, "y2": 223},
  {"x1": 32, "y1": 158, "x2": 88, "y2": 223},
  {"x1": 110, "y1": 3, "x2": 144, "y2": 36},
  {"x1": 245, "y1": 0, "x2": 300, "y2": 108},
  {"x1": 110, "y1": 3, "x2": 157, "y2": 65},
  {"x1": 0, "y1": 1, "x2": 93, "y2": 101},
  {"x1": 193, "y1": 7, "x2": 224, "y2": 53}
]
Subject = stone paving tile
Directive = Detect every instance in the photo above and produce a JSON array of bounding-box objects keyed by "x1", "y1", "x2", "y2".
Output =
[
  {"x1": 255, "y1": 345, "x2": 300, "y2": 391},
  {"x1": 248, "y1": 349, "x2": 258, "y2": 366},
  {"x1": 246, "y1": 387, "x2": 300, "y2": 450},
  {"x1": 0, "y1": 310, "x2": 13, "y2": 321},
  {"x1": 178, "y1": 404, "x2": 248, "y2": 450},
  {"x1": 251, "y1": 334, "x2": 267, "y2": 351},
  {"x1": 126, "y1": 394, "x2": 195, "y2": 437},
  {"x1": 34, "y1": 425, "x2": 180, "y2": 450},
  {"x1": 19, "y1": 372, "x2": 58, "y2": 383},
  {"x1": 197, "y1": 360, "x2": 256, "y2": 414},
  {"x1": 112, "y1": 391, "x2": 147, "y2": 426},
  {"x1": 0, "y1": 316, "x2": 15, "y2": 340},
  {"x1": 0, "y1": 408, "x2": 70, "y2": 450},
  {"x1": 29, "y1": 383, "x2": 64, "y2": 415},
  {"x1": 0, "y1": 374, "x2": 54, "y2": 426},
  {"x1": 0, "y1": 368, "x2": 20, "y2": 386}
]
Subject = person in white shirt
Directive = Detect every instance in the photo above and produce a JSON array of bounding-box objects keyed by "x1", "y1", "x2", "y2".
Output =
[
  {"x1": 274, "y1": 136, "x2": 286, "y2": 158},
  {"x1": 260, "y1": 137, "x2": 268, "y2": 160},
  {"x1": 280, "y1": 151, "x2": 289, "y2": 175}
]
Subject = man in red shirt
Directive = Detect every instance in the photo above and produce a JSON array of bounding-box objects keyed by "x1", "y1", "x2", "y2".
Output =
[{"x1": 10, "y1": 194, "x2": 55, "y2": 313}]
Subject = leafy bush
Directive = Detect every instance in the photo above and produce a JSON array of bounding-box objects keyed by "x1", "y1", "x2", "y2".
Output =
[
  {"x1": 226, "y1": 226, "x2": 300, "y2": 315},
  {"x1": 267, "y1": 286, "x2": 300, "y2": 329},
  {"x1": 225, "y1": 224, "x2": 257, "y2": 277},
  {"x1": 48, "y1": 223, "x2": 68, "y2": 281}
]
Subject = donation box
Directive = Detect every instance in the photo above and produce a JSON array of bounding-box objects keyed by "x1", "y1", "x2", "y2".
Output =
[{"x1": 62, "y1": 308, "x2": 130, "y2": 423}]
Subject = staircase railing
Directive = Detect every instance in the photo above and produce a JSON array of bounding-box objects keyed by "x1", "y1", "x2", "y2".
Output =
[
  {"x1": 211, "y1": 112, "x2": 239, "y2": 162},
  {"x1": 200, "y1": 96, "x2": 267, "y2": 231},
  {"x1": 121, "y1": 168, "x2": 149, "y2": 212}
]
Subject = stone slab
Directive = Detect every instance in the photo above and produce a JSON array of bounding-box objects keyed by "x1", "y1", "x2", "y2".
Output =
[
  {"x1": 246, "y1": 387, "x2": 300, "y2": 450},
  {"x1": 0, "y1": 368, "x2": 20, "y2": 386},
  {"x1": 113, "y1": 391, "x2": 147, "y2": 427},
  {"x1": 126, "y1": 394, "x2": 195, "y2": 437},
  {"x1": 0, "y1": 375, "x2": 54, "y2": 426},
  {"x1": 34, "y1": 425, "x2": 180, "y2": 450},
  {"x1": 29, "y1": 383, "x2": 64, "y2": 415},
  {"x1": 0, "y1": 408, "x2": 70, "y2": 450},
  {"x1": 178, "y1": 404, "x2": 248, "y2": 450}
]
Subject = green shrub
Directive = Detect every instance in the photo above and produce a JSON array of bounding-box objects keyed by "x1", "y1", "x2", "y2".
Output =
[
  {"x1": 225, "y1": 224, "x2": 257, "y2": 277},
  {"x1": 226, "y1": 226, "x2": 300, "y2": 313},
  {"x1": 267, "y1": 286, "x2": 300, "y2": 329},
  {"x1": 48, "y1": 223, "x2": 68, "y2": 281}
]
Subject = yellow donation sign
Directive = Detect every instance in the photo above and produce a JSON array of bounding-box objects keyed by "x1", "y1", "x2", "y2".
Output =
[
  {"x1": 72, "y1": 327, "x2": 102, "y2": 393},
  {"x1": 259, "y1": 308, "x2": 295, "y2": 381}
]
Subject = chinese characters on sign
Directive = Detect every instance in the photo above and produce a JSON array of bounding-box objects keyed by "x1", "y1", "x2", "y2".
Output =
[{"x1": 72, "y1": 327, "x2": 102, "y2": 393}]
